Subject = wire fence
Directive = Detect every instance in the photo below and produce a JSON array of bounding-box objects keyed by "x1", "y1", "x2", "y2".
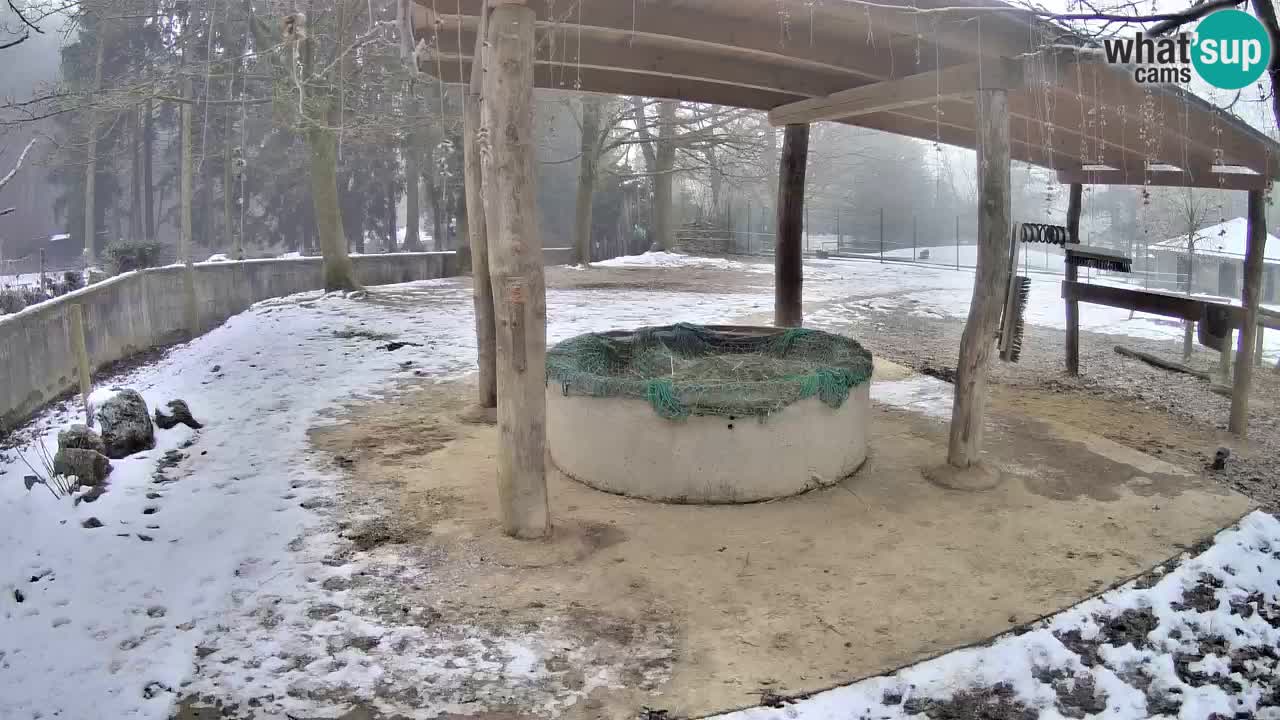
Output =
[{"x1": 687, "y1": 206, "x2": 1280, "y2": 307}]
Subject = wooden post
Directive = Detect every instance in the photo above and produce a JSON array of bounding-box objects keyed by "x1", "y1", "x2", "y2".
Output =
[
  {"x1": 1219, "y1": 328, "x2": 1235, "y2": 381},
  {"x1": 39, "y1": 249, "x2": 46, "y2": 294},
  {"x1": 464, "y1": 9, "x2": 497, "y2": 410},
  {"x1": 947, "y1": 87, "x2": 1011, "y2": 470},
  {"x1": 774, "y1": 123, "x2": 808, "y2": 328},
  {"x1": 1229, "y1": 189, "x2": 1267, "y2": 436},
  {"x1": 879, "y1": 207, "x2": 885, "y2": 262},
  {"x1": 955, "y1": 215, "x2": 961, "y2": 269},
  {"x1": 480, "y1": 1, "x2": 551, "y2": 539},
  {"x1": 68, "y1": 304, "x2": 93, "y2": 428},
  {"x1": 912, "y1": 214, "x2": 917, "y2": 260},
  {"x1": 1064, "y1": 183, "x2": 1083, "y2": 376},
  {"x1": 836, "y1": 208, "x2": 842, "y2": 250},
  {"x1": 1255, "y1": 327, "x2": 1264, "y2": 368}
]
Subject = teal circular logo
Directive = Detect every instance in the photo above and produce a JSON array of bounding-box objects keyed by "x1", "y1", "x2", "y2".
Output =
[{"x1": 1192, "y1": 10, "x2": 1272, "y2": 90}]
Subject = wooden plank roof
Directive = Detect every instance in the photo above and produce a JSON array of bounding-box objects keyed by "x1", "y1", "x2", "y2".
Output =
[{"x1": 412, "y1": 0, "x2": 1280, "y2": 188}]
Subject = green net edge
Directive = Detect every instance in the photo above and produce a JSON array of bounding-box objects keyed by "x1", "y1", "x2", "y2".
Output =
[{"x1": 545, "y1": 323, "x2": 874, "y2": 421}]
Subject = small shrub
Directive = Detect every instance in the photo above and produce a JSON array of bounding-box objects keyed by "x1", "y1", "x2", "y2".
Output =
[
  {"x1": 62, "y1": 270, "x2": 84, "y2": 291},
  {"x1": 105, "y1": 240, "x2": 164, "y2": 274},
  {"x1": 0, "y1": 286, "x2": 45, "y2": 314},
  {"x1": 0, "y1": 288, "x2": 27, "y2": 314}
]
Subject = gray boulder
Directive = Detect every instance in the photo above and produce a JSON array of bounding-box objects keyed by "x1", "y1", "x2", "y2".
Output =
[
  {"x1": 53, "y1": 447, "x2": 113, "y2": 487},
  {"x1": 58, "y1": 424, "x2": 106, "y2": 455},
  {"x1": 154, "y1": 399, "x2": 203, "y2": 430},
  {"x1": 95, "y1": 389, "x2": 155, "y2": 459}
]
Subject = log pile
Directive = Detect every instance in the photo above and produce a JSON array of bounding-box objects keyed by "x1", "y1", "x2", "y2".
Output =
[{"x1": 674, "y1": 221, "x2": 730, "y2": 256}]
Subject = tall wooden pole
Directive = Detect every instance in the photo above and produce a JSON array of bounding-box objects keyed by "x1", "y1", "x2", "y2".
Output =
[
  {"x1": 774, "y1": 123, "x2": 808, "y2": 328},
  {"x1": 464, "y1": 7, "x2": 497, "y2": 410},
  {"x1": 1229, "y1": 189, "x2": 1267, "y2": 436},
  {"x1": 480, "y1": 1, "x2": 551, "y2": 539},
  {"x1": 1064, "y1": 183, "x2": 1083, "y2": 376},
  {"x1": 947, "y1": 88, "x2": 1011, "y2": 469},
  {"x1": 68, "y1": 304, "x2": 94, "y2": 428}
]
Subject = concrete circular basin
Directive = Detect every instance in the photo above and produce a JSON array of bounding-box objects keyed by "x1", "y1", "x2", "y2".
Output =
[{"x1": 545, "y1": 324, "x2": 871, "y2": 504}]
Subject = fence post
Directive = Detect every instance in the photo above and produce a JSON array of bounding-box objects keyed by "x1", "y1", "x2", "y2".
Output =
[
  {"x1": 69, "y1": 304, "x2": 94, "y2": 427},
  {"x1": 879, "y1": 207, "x2": 885, "y2": 263},
  {"x1": 955, "y1": 215, "x2": 961, "y2": 269},
  {"x1": 805, "y1": 206, "x2": 810, "y2": 253},
  {"x1": 746, "y1": 199, "x2": 752, "y2": 255},
  {"x1": 836, "y1": 209, "x2": 842, "y2": 251},
  {"x1": 39, "y1": 249, "x2": 47, "y2": 294},
  {"x1": 912, "y1": 214, "x2": 917, "y2": 261}
]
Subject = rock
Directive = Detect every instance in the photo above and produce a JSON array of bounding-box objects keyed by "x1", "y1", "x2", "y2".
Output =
[
  {"x1": 154, "y1": 399, "x2": 203, "y2": 430},
  {"x1": 95, "y1": 389, "x2": 155, "y2": 458},
  {"x1": 81, "y1": 517, "x2": 103, "y2": 529},
  {"x1": 58, "y1": 424, "x2": 106, "y2": 455},
  {"x1": 53, "y1": 447, "x2": 113, "y2": 487},
  {"x1": 1211, "y1": 447, "x2": 1230, "y2": 471}
]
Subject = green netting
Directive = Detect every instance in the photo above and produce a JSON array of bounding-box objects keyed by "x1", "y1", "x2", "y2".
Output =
[{"x1": 546, "y1": 323, "x2": 874, "y2": 420}]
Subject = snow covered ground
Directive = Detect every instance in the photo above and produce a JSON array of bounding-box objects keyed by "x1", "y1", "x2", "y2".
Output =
[{"x1": 1, "y1": 251, "x2": 1276, "y2": 719}]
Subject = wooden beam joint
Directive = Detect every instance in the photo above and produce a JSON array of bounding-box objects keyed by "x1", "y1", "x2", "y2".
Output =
[{"x1": 767, "y1": 59, "x2": 1024, "y2": 127}]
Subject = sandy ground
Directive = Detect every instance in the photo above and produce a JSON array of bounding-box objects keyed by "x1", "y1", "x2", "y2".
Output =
[{"x1": 304, "y1": 349, "x2": 1248, "y2": 719}]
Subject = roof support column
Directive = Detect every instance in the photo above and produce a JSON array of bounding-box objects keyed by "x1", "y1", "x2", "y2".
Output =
[
  {"x1": 1229, "y1": 189, "x2": 1267, "y2": 436},
  {"x1": 1064, "y1": 183, "x2": 1083, "y2": 376},
  {"x1": 775, "y1": 123, "x2": 809, "y2": 328},
  {"x1": 945, "y1": 86, "x2": 1011, "y2": 475},
  {"x1": 464, "y1": 5, "x2": 496, "y2": 412},
  {"x1": 481, "y1": 0, "x2": 551, "y2": 539}
]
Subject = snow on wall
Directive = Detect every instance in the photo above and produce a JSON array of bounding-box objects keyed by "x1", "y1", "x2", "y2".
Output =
[{"x1": 0, "y1": 253, "x2": 459, "y2": 429}]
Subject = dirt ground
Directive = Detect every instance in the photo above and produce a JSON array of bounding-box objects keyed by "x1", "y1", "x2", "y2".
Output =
[{"x1": 308, "y1": 360, "x2": 1249, "y2": 719}]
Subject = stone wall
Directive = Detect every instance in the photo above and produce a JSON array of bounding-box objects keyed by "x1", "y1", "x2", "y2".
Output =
[{"x1": 0, "y1": 253, "x2": 458, "y2": 429}]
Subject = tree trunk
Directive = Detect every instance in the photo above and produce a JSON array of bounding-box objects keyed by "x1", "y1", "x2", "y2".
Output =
[
  {"x1": 1183, "y1": 236, "x2": 1197, "y2": 359},
  {"x1": 180, "y1": 74, "x2": 198, "y2": 334},
  {"x1": 574, "y1": 97, "x2": 601, "y2": 266},
  {"x1": 180, "y1": 78, "x2": 194, "y2": 263},
  {"x1": 130, "y1": 106, "x2": 143, "y2": 241},
  {"x1": 1229, "y1": 189, "x2": 1267, "y2": 436},
  {"x1": 465, "y1": 85, "x2": 496, "y2": 408},
  {"x1": 83, "y1": 28, "x2": 106, "y2": 265},
  {"x1": 947, "y1": 88, "x2": 1011, "y2": 470},
  {"x1": 760, "y1": 117, "x2": 777, "y2": 243},
  {"x1": 481, "y1": 2, "x2": 550, "y2": 539},
  {"x1": 308, "y1": 123, "x2": 360, "y2": 291},
  {"x1": 654, "y1": 100, "x2": 677, "y2": 251},
  {"x1": 774, "y1": 123, "x2": 808, "y2": 328},
  {"x1": 223, "y1": 113, "x2": 235, "y2": 255},
  {"x1": 385, "y1": 175, "x2": 397, "y2": 251},
  {"x1": 143, "y1": 98, "x2": 155, "y2": 242},
  {"x1": 403, "y1": 85, "x2": 424, "y2": 252}
]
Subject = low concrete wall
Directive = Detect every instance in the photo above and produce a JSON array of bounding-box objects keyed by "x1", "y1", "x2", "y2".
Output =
[{"x1": 1, "y1": 252, "x2": 458, "y2": 429}]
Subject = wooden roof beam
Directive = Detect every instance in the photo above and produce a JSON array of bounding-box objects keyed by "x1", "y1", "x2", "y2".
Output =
[
  {"x1": 418, "y1": 2, "x2": 967, "y2": 84},
  {"x1": 766, "y1": 60, "x2": 1026, "y2": 127},
  {"x1": 1056, "y1": 165, "x2": 1271, "y2": 190},
  {"x1": 428, "y1": 26, "x2": 867, "y2": 98}
]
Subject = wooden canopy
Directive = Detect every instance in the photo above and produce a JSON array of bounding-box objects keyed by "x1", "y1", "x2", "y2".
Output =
[{"x1": 413, "y1": 0, "x2": 1280, "y2": 190}]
